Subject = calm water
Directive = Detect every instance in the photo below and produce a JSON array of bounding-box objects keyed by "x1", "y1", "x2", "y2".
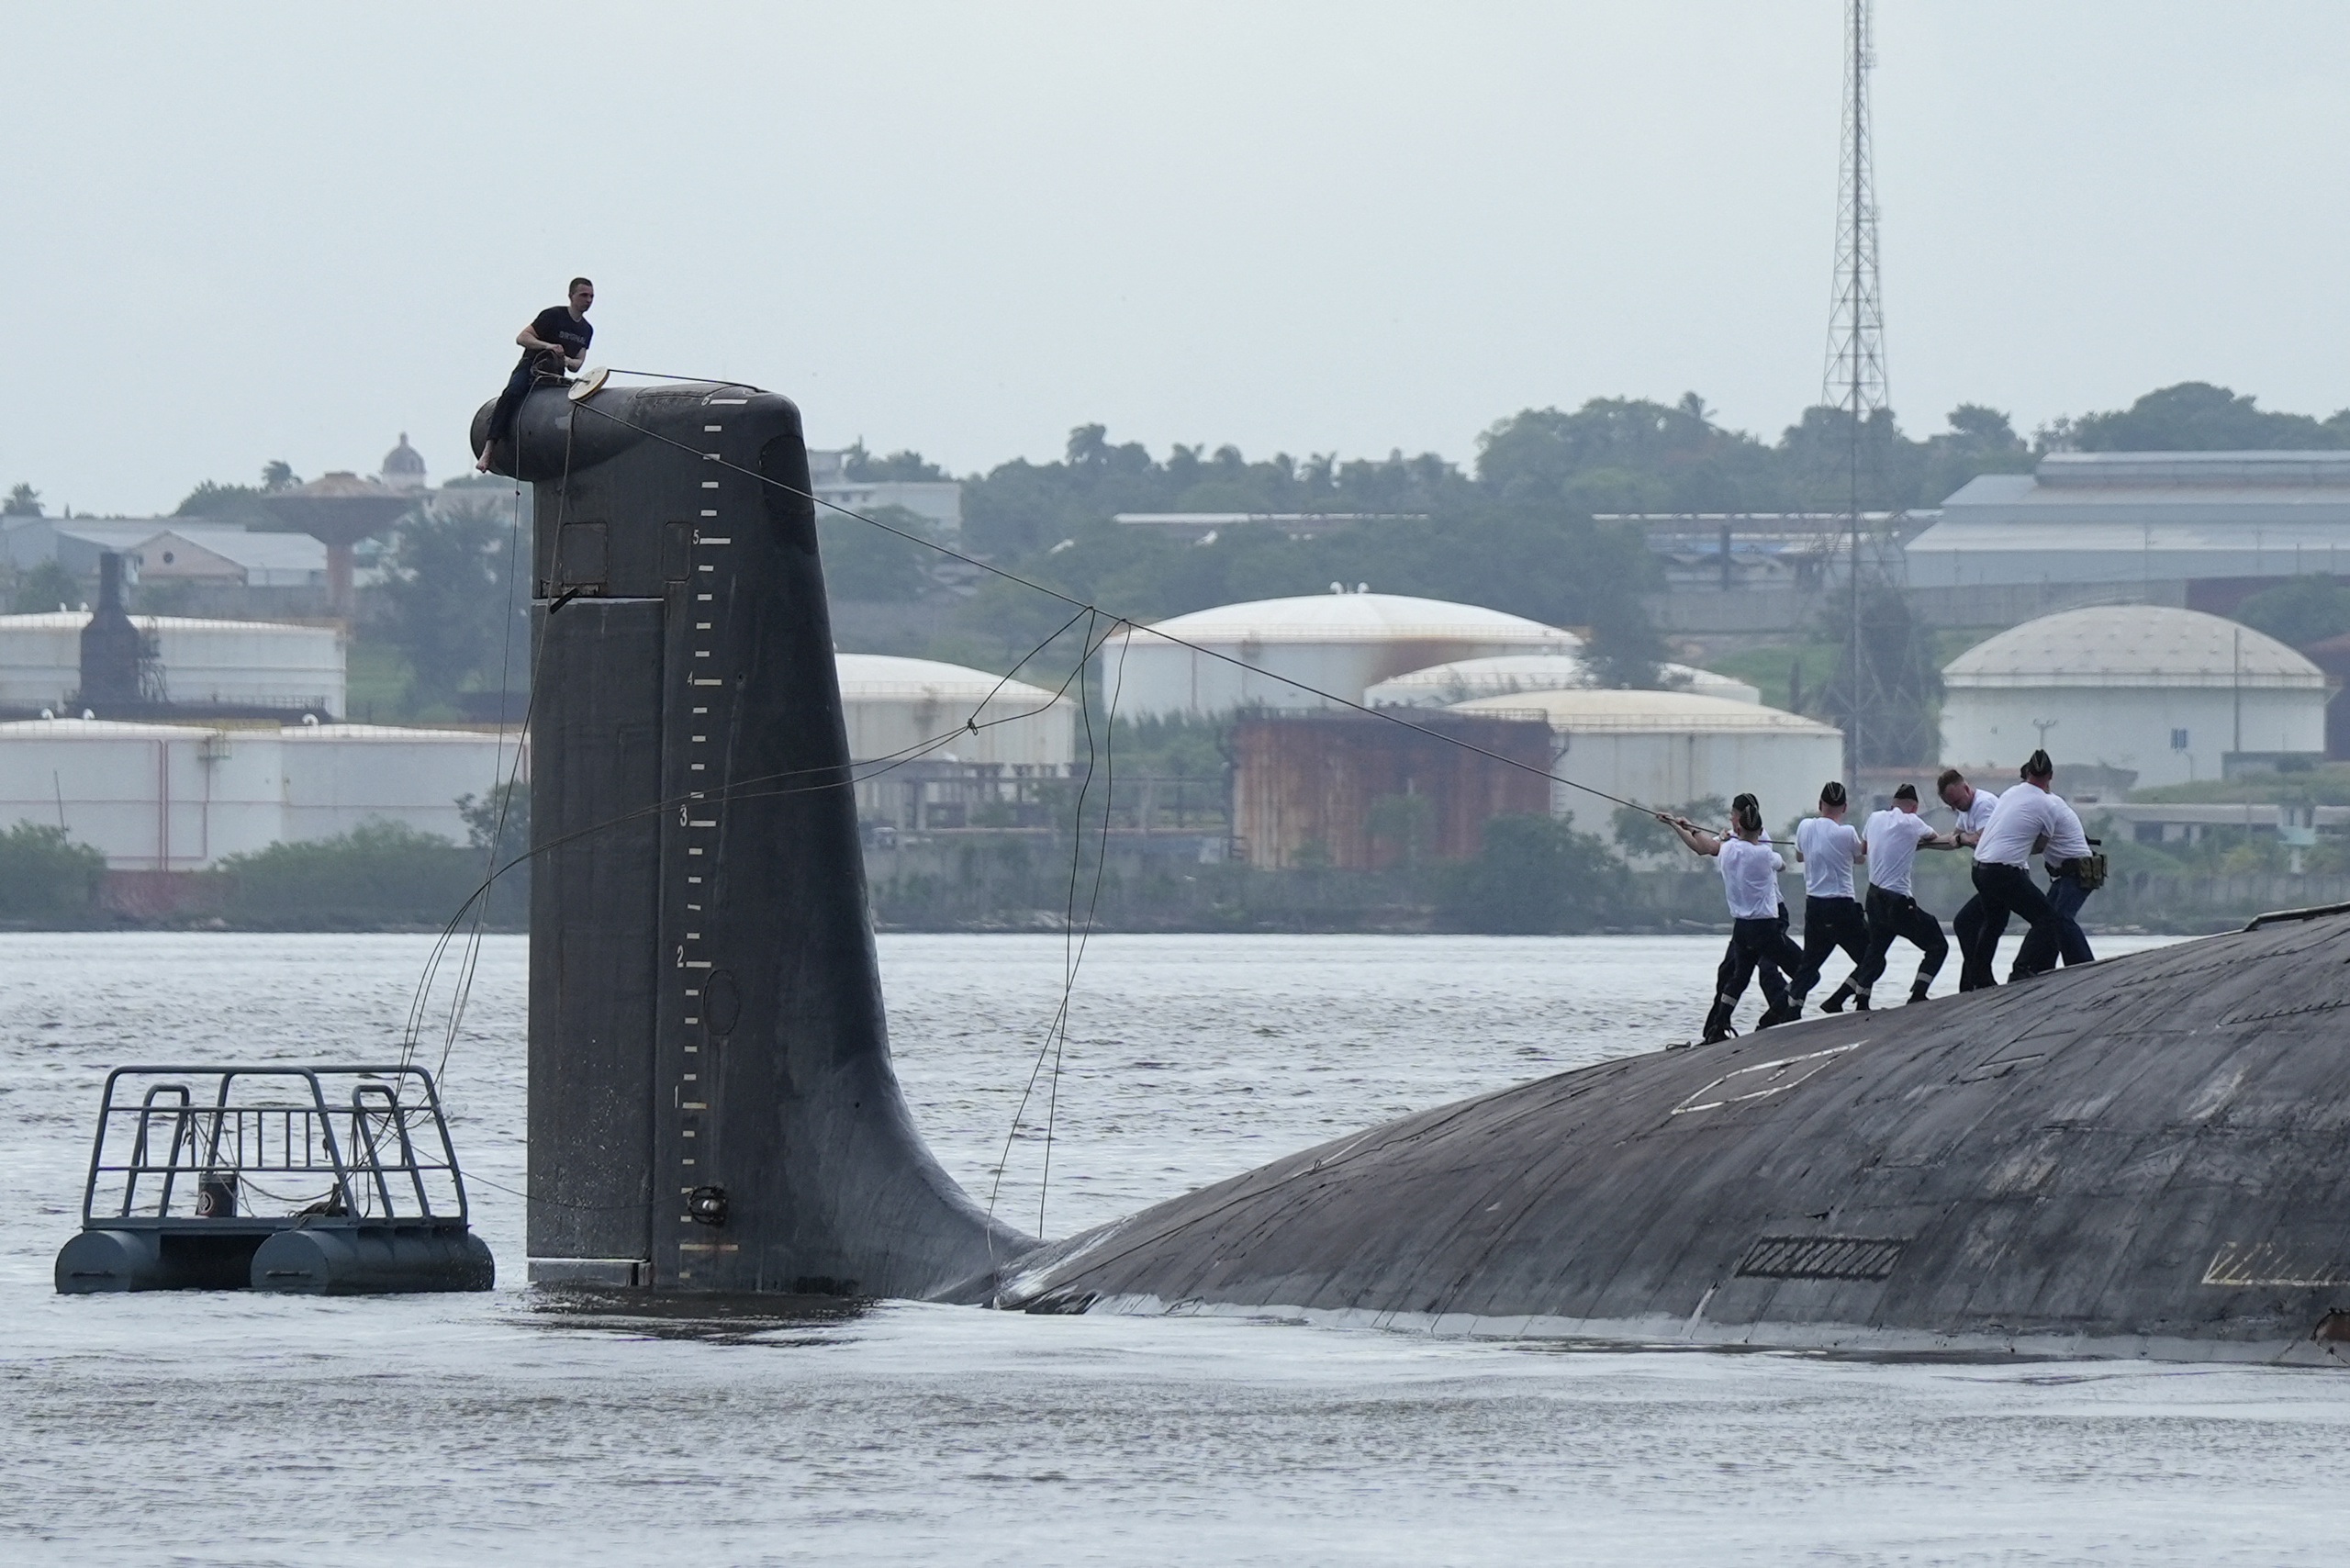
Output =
[{"x1": 6, "y1": 930, "x2": 2349, "y2": 1565}]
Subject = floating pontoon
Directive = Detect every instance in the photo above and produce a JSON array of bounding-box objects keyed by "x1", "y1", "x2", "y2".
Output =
[{"x1": 55, "y1": 1065, "x2": 495, "y2": 1294}]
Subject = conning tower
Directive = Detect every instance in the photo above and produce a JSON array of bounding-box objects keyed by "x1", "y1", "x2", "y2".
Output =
[{"x1": 476, "y1": 380, "x2": 1030, "y2": 1295}]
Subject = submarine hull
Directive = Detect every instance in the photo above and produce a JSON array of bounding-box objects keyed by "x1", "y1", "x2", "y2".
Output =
[{"x1": 997, "y1": 915, "x2": 2350, "y2": 1358}]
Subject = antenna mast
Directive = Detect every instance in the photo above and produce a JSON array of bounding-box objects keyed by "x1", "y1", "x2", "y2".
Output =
[{"x1": 1823, "y1": 0, "x2": 1886, "y2": 778}]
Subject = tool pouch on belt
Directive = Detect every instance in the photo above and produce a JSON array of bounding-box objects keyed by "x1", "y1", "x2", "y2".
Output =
[{"x1": 2077, "y1": 837, "x2": 2109, "y2": 892}]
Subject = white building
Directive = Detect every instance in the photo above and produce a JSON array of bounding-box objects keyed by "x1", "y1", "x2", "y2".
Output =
[
  {"x1": 1106, "y1": 589, "x2": 1582, "y2": 720},
  {"x1": 0, "y1": 720, "x2": 519, "y2": 869},
  {"x1": 836, "y1": 654, "x2": 1076, "y2": 827},
  {"x1": 1446, "y1": 688, "x2": 1844, "y2": 847},
  {"x1": 1364, "y1": 651, "x2": 1760, "y2": 709},
  {"x1": 806, "y1": 450, "x2": 964, "y2": 540},
  {"x1": 1940, "y1": 605, "x2": 2326, "y2": 788},
  {"x1": 0, "y1": 610, "x2": 344, "y2": 717}
]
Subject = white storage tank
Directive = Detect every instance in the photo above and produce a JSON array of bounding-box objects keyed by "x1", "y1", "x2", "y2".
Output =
[
  {"x1": 1105, "y1": 589, "x2": 1581, "y2": 719},
  {"x1": 1940, "y1": 605, "x2": 2326, "y2": 788},
  {"x1": 835, "y1": 654, "x2": 1078, "y2": 828},
  {"x1": 1365, "y1": 652, "x2": 1760, "y2": 708},
  {"x1": 1446, "y1": 689, "x2": 1844, "y2": 847},
  {"x1": 835, "y1": 655, "x2": 1076, "y2": 769},
  {"x1": 0, "y1": 610, "x2": 344, "y2": 717},
  {"x1": 0, "y1": 719, "x2": 285, "y2": 869},
  {"x1": 274, "y1": 723, "x2": 523, "y2": 847},
  {"x1": 0, "y1": 719, "x2": 519, "y2": 869}
]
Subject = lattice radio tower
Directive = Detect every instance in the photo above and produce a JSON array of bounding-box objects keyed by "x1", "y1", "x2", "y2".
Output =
[{"x1": 1823, "y1": 0, "x2": 1887, "y2": 777}]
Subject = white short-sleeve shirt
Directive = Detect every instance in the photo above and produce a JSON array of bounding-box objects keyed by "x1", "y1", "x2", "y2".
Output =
[
  {"x1": 1863, "y1": 809, "x2": 1939, "y2": 897},
  {"x1": 1975, "y1": 785, "x2": 2066, "y2": 868},
  {"x1": 1717, "y1": 836, "x2": 1785, "y2": 921},
  {"x1": 1795, "y1": 816, "x2": 1862, "y2": 901}
]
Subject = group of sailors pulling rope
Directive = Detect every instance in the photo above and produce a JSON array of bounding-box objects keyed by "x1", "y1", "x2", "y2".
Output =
[{"x1": 1662, "y1": 748, "x2": 2103, "y2": 1045}]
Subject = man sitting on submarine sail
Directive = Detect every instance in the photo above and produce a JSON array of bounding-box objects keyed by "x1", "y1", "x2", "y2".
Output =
[
  {"x1": 1662, "y1": 793, "x2": 1805, "y2": 1043},
  {"x1": 475, "y1": 275, "x2": 595, "y2": 471}
]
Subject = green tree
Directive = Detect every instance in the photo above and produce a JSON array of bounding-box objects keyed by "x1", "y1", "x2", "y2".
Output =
[
  {"x1": 4, "y1": 482, "x2": 42, "y2": 517},
  {"x1": 2044, "y1": 382, "x2": 2346, "y2": 453},
  {"x1": 842, "y1": 442, "x2": 948, "y2": 481},
  {"x1": 1816, "y1": 585, "x2": 1943, "y2": 766},
  {"x1": 2233, "y1": 577, "x2": 2350, "y2": 648},
  {"x1": 13, "y1": 559, "x2": 80, "y2": 613},
  {"x1": 1436, "y1": 812, "x2": 1620, "y2": 934},
  {"x1": 213, "y1": 820, "x2": 482, "y2": 928},
  {"x1": 0, "y1": 823, "x2": 106, "y2": 917},
  {"x1": 376, "y1": 504, "x2": 526, "y2": 711},
  {"x1": 820, "y1": 503, "x2": 937, "y2": 601}
]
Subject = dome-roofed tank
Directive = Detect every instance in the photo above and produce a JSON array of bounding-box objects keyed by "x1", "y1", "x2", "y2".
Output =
[
  {"x1": 1105, "y1": 589, "x2": 1581, "y2": 719},
  {"x1": 1446, "y1": 687, "x2": 1841, "y2": 846},
  {"x1": 1941, "y1": 605, "x2": 2326, "y2": 785},
  {"x1": 1365, "y1": 651, "x2": 1761, "y2": 708}
]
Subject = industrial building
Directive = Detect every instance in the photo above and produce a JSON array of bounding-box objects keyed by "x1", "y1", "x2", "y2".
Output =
[
  {"x1": 807, "y1": 449, "x2": 964, "y2": 540},
  {"x1": 1909, "y1": 452, "x2": 2350, "y2": 605},
  {"x1": 837, "y1": 653, "x2": 1077, "y2": 830},
  {"x1": 1107, "y1": 589, "x2": 1581, "y2": 720},
  {"x1": 1229, "y1": 711, "x2": 1553, "y2": 870},
  {"x1": 0, "y1": 719, "x2": 520, "y2": 870},
  {"x1": 0, "y1": 609, "x2": 344, "y2": 718},
  {"x1": 1363, "y1": 651, "x2": 1759, "y2": 708},
  {"x1": 1939, "y1": 605, "x2": 2327, "y2": 789},
  {"x1": 1446, "y1": 688, "x2": 1843, "y2": 848}
]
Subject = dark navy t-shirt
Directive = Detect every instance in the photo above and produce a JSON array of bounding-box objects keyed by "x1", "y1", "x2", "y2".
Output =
[{"x1": 517, "y1": 306, "x2": 592, "y2": 374}]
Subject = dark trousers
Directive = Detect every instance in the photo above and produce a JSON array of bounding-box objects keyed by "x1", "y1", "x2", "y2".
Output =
[
  {"x1": 1966, "y1": 862, "x2": 2069, "y2": 987},
  {"x1": 483, "y1": 361, "x2": 550, "y2": 453},
  {"x1": 2011, "y1": 869, "x2": 2095, "y2": 978},
  {"x1": 1791, "y1": 894, "x2": 1869, "y2": 999},
  {"x1": 1953, "y1": 892, "x2": 1993, "y2": 991},
  {"x1": 1703, "y1": 914, "x2": 1806, "y2": 1040},
  {"x1": 1852, "y1": 885, "x2": 1948, "y2": 995}
]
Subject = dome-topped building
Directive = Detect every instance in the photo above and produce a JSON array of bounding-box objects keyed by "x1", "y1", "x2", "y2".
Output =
[
  {"x1": 1940, "y1": 604, "x2": 2325, "y2": 786},
  {"x1": 381, "y1": 433, "x2": 427, "y2": 491},
  {"x1": 1105, "y1": 588, "x2": 1581, "y2": 719},
  {"x1": 1364, "y1": 651, "x2": 1760, "y2": 708}
]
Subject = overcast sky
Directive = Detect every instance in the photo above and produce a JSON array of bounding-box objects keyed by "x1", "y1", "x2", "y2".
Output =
[{"x1": 5, "y1": 2, "x2": 2348, "y2": 514}]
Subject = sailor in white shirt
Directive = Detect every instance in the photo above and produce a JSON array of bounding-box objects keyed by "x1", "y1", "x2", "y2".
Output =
[
  {"x1": 1788, "y1": 781, "x2": 1870, "y2": 1012},
  {"x1": 2011, "y1": 786, "x2": 2097, "y2": 977},
  {"x1": 1964, "y1": 749, "x2": 2075, "y2": 986},
  {"x1": 1939, "y1": 767, "x2": 2005, "y2": 992},
  {"x1": 1662, "y1": 792, "x2": 1806, "y2": 1043},
  {"x1": 1828, "y1": 781, "x2": 1955, "y2": 1011}
]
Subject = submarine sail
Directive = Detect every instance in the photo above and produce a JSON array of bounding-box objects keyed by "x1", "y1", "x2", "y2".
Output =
[{"x1": 478, "y1": 379, "x2": 1030, "y2": 1296}]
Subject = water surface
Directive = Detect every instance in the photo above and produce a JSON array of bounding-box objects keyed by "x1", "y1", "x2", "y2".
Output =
[{"x1": 6, "y1": 930, "x2": 2346, "y2": 1565}]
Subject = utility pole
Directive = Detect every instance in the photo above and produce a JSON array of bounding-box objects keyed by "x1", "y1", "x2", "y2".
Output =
[{"x1": 1823, "y1": 0, "x2": 1887, "y2": 780}]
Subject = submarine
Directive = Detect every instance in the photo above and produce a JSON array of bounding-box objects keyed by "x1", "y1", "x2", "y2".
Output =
[{"x1": 486, "y1": 376, "x2": 2350, "y2": 1360}]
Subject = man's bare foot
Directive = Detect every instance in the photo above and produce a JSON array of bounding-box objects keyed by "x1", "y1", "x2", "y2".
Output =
[{"x1": 475, "y1": 449, "x2": 494, "y2": 473}]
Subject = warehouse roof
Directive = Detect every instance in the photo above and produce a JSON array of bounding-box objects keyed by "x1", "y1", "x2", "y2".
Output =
[
  {"x1": 1136, "y1": 590, "x2": 1577, "y2": 646},
  {"x1": 1943, "y1": 605, "x2": 2324, "y2": 691},
  {"x1": 1367, "y1": 652, "x2": 1758, "y2": 708},
  {"x1": 1449, "y1": 688, "x2": 1840, "y2": 735}
]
